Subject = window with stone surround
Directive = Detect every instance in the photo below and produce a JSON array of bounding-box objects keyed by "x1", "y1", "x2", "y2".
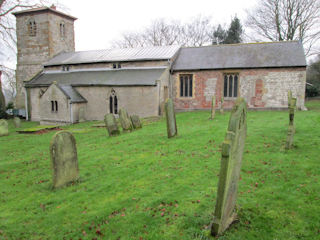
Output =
[
  {"x1": 179, "y1": 74, "x2": 193, "y2": 97},
  {"x1": 60, "y1": 22, "x2": 65, "y2": 38},
  {"x1": 223, "y1": 73, "x2": 238, "y2": 98},
  {"x1": 51, "y1": 101, "x2": 58, "y2": 112},
  {"x1": 28, "y1": 19, "x2": 37, "y2": 36},
  {"x1": 109, "y1": 89, "x2": 118, "y2": 114}
]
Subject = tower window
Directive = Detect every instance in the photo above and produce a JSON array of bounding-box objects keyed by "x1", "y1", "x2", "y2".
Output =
[
  {"x1": 113, "y1": 63, "x2": 121, "y2": 69},
  {"x1": 60, "y1": 22, "x2": 65, "y2": 38},
  {"x1": 62, "y1": 65, "x2": 70, "y2": 71},
  {"x1": 28, "y1": 19, "x2": 37, "y2": 36}
]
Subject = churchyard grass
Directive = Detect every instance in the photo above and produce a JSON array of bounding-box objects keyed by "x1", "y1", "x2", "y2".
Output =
[{"x1": 0, "y1": 100, "x2": 319, "y2": 239}]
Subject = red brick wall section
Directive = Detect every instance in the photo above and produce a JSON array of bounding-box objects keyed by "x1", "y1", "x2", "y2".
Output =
[{"x1": 172, "y1": 67, "x2": 306, "y2": 110}]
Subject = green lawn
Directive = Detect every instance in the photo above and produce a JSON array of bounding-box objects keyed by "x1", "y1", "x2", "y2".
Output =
[{"x1": 1, "y1": 101, "x2": 320, "y2": 240}]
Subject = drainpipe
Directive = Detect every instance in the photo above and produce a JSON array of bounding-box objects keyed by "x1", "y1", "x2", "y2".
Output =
[
  {"x1": 24, "y1": 87, "x2": 29, "y2": 121},
  {"x1": 156, "y1": 80, "x2": 161, "y2": 116},
  {"x1": 69, "y1": 101, "x2": 73, "y2": 123}
]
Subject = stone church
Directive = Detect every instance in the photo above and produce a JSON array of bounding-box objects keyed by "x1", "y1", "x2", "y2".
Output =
[{"x1": 13, "y1": 6, "x2": 307, "y2": 124}]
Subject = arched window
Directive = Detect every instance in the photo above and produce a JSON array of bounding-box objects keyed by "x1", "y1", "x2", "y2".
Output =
[
  {"x1": 109, "y1": 89, "x2": 118, "y2": 114},
  {"x1": 28, "y1": 19, "x2": 37, "y2": 36},
  {"x1": 60, "y1": 22, "x2": 65, "y2": 38}
]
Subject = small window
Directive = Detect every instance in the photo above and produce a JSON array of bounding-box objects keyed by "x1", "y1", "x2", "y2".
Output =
[
  {"x1": 51, "y1": 100, "x2": 58, "y2": 112},
  {"x1": 113, "y1": 63, "x2": 121, "y2": 69},
  {"x1": 62, "y1": 65, "x2": 70, "y2": 71},
  {"x1": 28, "y1": 19, "x2": 37, "y2": 36},
  {"x1": 179, "y1": 74, "x2": 193, "y2": 97},
  {"x1": 224, "y1": 73, "x2": 238, "y2": 98},
  {"x1": 109, "y1": 89, "x2": 118, "y2": 114},
  {"x1": 60, "y1": 22, "x2": 65, "y2": 38}
]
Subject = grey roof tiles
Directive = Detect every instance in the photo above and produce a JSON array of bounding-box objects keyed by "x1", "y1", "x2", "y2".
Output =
[
  {"x1": 172, "y1": 41, "x2": 306, "y2": 71},
  {"x1": 25, "y1": 68, "x2": 166, "y2": 87}
]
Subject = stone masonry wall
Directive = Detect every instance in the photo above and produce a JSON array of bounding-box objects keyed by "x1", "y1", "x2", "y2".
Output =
[
  {"x1": 172, "y1": 67, "x2": 306, "y2": 110},
  {"x1": 15, "y1": 10, "x2": 75, "y2": 109}
]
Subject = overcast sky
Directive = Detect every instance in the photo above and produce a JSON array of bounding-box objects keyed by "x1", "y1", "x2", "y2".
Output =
[{"x1": 57, "y1": 0, "x2": 258, "y2": 51}]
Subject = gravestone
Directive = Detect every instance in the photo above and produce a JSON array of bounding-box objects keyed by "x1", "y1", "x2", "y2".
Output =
[
  {"x1": 13, "y1": 117, "x2": 21, "y2": 128},
  {"x1": 220, "y1": 97, "x2": 224, "y2": 114},
  {"x1": 165, "y1": 98, "x2": 177, "y2": 138},
  {"x1": 0, "y1": 119, "x2": 9, "y2": 136},
  {"x1": 119, "y1": 108, "x2": 133, "y2": 132},
  {"x1": 210, "y1": 96, "x2": 216, "y2": 119},
  {"x1": 211, "y1": 98, "x2": 247, "y2": 236},
  {"x1": 50, "y1": 131, "x2": 79, "y2": 188},
  {"x1": 285, "y1": 97, "x2": 296, "y2": 150},
  {"x1": 130, "y1": 115, "x2": 142, "y2": 129},
  {"x1": 104, "y1": 113, "x2": 120, "y2": 136},
  {"x1": 78, "y1": 107, "x2": 85, "y2": 123},
  {"x1": 288, "y1": 90, "x2": 292, "y2": 107}
]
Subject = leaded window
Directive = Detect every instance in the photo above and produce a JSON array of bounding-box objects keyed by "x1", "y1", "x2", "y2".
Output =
[
  {"x1": 179, "y1": 74, "x2": 193, "y2": 97},
  {"x1": 109, "y1": 89, "x2": 118, "y2": 114},
  {"x1": 223, "y1": 74, "x2": 238, "y2": 98}
]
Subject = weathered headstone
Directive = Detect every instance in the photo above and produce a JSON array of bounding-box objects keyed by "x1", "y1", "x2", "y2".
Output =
[
  {"x1": 104, "y1": 113, "x2": 120, "y2": 136},
  {"x1": 211, "y1": 98, "x2": 247, "y2": 236},
  {"x1": 220, "y1": 97, "x2": 224, "y2": 114},
  {"x1": 78, "y1": 107, "x2": 85, "y2": 123},
  {"x1": 50, "y1": 131, "x2": 79, "y2": 188},
  {"x1": 13, "y1": 117, "x2": 21, "y2": 128},
  {"x1": 0, "y1": 119, "x2": 9, "y2": 136},
  {"x1": 130, "y1": 115, "x2": 142, "y2": 129},
  {"x1": 210, "y1": 96, "x2": 216, "y2": 119},
  {"x1": 119, "y1": 108, "x2": 133, "y2": 132},
  {"x1": 165, "y1": 98, "x2": 177, "y2": 138},
  {"x1": 288, "y1": 90, "x2": 292, "y2": 107},
  {"x1": 285, "y1": 97, "x2": 296, "y2": 150}
]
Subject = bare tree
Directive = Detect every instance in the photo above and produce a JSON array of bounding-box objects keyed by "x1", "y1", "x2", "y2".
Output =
[
  {"x1": 112, "y1": 15, "x2": 215, "y2": 48},
  {"x1": 246, "y1": 0, "x2": 320, "y2": 56}
]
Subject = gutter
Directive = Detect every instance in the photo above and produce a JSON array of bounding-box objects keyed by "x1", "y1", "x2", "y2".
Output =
[{"x1": 69, "y1": 100, "x2": 73, "y2": 123}]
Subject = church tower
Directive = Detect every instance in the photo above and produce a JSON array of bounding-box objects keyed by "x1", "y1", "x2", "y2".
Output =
[{"x1": 13, "y1": 5, "x2": 77, "y2": 109}]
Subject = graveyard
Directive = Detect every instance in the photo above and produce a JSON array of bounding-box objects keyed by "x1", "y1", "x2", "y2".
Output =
[{"x1": 0, "y1": 100, "x2": 320, "y2": 240}]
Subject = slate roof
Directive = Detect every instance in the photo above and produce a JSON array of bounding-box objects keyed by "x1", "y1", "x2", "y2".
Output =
[
  {"x1": 172, "y1": 41, "x2": 307, "y2": 71},
  {"x1": 45, "y1": 45, "x2": 180, "y2": 66},
  {"x1": 25, "y1": 68, "x2": 166, "y2": 87},
  {"x1": 57, "y1": 85, "x2": 87, "y2": 103}
]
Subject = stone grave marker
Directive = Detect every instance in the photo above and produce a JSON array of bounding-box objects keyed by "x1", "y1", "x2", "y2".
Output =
[
  {"x1": 210, "y1": 96, "x2": 216, "y2": 119},
  {"x1": 104, "y1": 113, "x2": 120, "y2": 136},
  {"x1": 211, "y1": 98, "x2": 247, "y2": 236},
  {"x1": 285, "y1": 97, "x2": 296, "y2": 150},
  {"x1": 220, "y1": 97, "x2": 224, "y2": 114},
  {"x1": 78, "y1": 107, "x2": 85, "y2": 123},
  {"x1": 119, "y1": 108, "x2": 133, "y2": 132},
  {"x1": 130, "y1": 115, "x2": 142, "y2": 129},
  {"x1": 288, "y1": 90, "x2": 292, "y2": 107},
  {"x1": 13, "y1": 117, "x2": 21, "y2": 128},
  {"x1": 165, "y1": 98, "x2": 177, "y2": 138},
  {"x1": 50, "y1": 131, "x2": 79, "y2": 188},
  {"x1": 0, "y1": 119, "x2": 9, "y2": 136}
]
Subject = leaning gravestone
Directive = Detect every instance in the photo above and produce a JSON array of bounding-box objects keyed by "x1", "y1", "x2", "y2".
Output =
[
  {"x1": 13, "y1": 117, "x2": 21, "y2": 128},
  {"x1": 50, "y1": 131, "x2": 79, "y2": 188},
  {"x1": 210, "y1": 96, "x2": 216, "y2": 119},
  {"x1": 285, "y1": 97, "x2": 296, "y2": 150},
  {"x1": 0, "y1": 119, "x2": 9, "y2": 136},
  {"x1": 78, "y1": 107, "x2": 85, "y2": 123},
  {"x1": 211, "y1": 98, "x2": 247, "y2": 236},
  {"x1": 220, "y1": 97, "x2": 224, "y2": 114},
  {"x1": 165, "y1": 98, "x2": 177, "y2": 138},
  {"x1": 130, "y1": 115, "x2": 142, "y2": 129},
  {"x1": 119, "y1": 108, "x2": 133, "y2": 132},
  {"x1": 104, "y1": 113, "x2": 120, "y2": 136}
]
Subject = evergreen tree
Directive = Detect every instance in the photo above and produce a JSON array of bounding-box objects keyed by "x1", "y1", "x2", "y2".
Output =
[
  {"x1": 212, "y1": 24, "x2": 227, "y2": 45},
  {"x1": 224, "y1": 16, "x2": 243, "y2": 44}
]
